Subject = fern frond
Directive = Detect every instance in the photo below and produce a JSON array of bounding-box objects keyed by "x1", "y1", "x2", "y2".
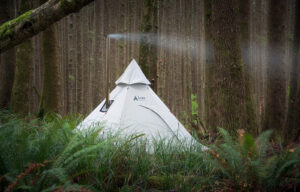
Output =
[
  {"x1": 255, "y1": 130, "x2": 273, "y2": 159},
  {"x1": 218, "y1": 128, "x2": 235, "y2": 146},
  {"x1": 53, "y1": 134, "x2": 87, "y2": 168}
]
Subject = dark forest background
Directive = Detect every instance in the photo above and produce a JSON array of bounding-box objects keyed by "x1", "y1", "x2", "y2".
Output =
[{"x1": 0, "y1": 0, "x2": 299, "y2": 142}]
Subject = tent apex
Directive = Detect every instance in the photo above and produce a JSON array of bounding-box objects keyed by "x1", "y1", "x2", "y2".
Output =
[{"x1": 115, "y1": 59, "x2": 151, "y2": 85}]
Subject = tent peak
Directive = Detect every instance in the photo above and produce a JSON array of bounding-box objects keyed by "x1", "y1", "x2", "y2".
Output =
[{"x1": 115, "y1": 59, "x2": 151, "y2": 85}]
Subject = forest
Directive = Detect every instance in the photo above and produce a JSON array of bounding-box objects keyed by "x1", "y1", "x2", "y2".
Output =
[{"x1": 0, "y1": 0, "x2": 299, "y2": 191}]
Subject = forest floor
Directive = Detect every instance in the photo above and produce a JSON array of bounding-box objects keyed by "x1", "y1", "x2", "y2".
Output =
[{"x1": 0, "y1": 110, "x2": 299, "y2": 192}]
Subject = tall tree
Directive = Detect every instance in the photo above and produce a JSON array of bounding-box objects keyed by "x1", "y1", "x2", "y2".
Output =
[
  {"x1": 264, "y1": 0, "x2": 287, "y2": 134},
  {"x1": 204, "y1": 0, "x2": 213, "y2": 135},
  {"x1": 138, "y1": 0, "x2": 158, "y2": 91},
  {"x1": 285, "y1": 0, "x2": 300, "y2": 142},
  {"x1": 10, "y1": 0, "x2": 33, "y2": 114},
  {"x1": 39, "y1": 0, "x2": 61, "y2": 114},
  {"x1": 238, "y1": 0, "x2": 257, "y2": 134},
  {"x1": 206, "y1": 0, "x2": 248, "y2": 135},
  {"x1": 0, "y1": 0, "x2": 15, "y2": 109}
]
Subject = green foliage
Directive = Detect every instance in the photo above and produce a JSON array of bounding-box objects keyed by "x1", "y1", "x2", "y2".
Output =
[
  {"x1": 68, "y1": 75, "x2": 75, "y2": 81},
  {"x1": 0, "y1": 111, "x2": 298, "y2": 191},
  {"x1": 88, "y1": 30, "x2": 94, "y2": 40},
  {"x1": 191, "y1": 93, "x2": 198, "y2": 116},
  {"x1": 0, "y1": 10, "x2": 33, "y2": 40},
  {"x1": 207, "y1": 128, "x2": 300, "y2": 191}
]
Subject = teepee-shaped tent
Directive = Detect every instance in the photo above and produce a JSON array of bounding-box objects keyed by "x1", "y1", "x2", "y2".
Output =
[{"x1": 78, "y1": 59, "x2": 205, "y2": 149}]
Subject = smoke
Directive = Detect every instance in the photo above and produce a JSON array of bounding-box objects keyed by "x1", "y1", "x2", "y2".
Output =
[
  {"x1": 107, "y1": 33, "x2": 285, "y2": 74},
  {"x1": 107, "y1": 33, "x2": 210, "y2": 58},
  {"x1": 108, "y1": 33, "x2": 156, "y2": 43}
]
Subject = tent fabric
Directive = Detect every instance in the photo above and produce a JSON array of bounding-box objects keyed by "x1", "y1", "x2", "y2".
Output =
[
  {"x1": 77, "y1": 59, "x2": 206, "y2": 150},
  {"x1": 115, "y1": 59, "x2": 151, "y2": 85}
]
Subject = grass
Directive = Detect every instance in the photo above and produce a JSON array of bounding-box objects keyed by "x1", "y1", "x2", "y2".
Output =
[{"x1": 0, "y1": 110, "x2": 299, "y2": 191}]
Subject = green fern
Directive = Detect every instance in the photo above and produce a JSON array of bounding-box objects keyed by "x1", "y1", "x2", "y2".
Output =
[
  {"x1": 207, "y1": 128, "x2": 299, "y2": 191},
  {"x1": 0, "y1": 111, "x2": 298, "y2": 191}
]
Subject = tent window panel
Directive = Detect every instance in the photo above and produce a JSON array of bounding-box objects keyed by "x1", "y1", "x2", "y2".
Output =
[{"x1": 100, "y1": 100, "x2": 114, "y2": 112}]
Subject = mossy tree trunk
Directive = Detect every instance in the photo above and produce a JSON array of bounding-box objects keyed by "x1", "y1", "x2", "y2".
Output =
[
  {"x1": 264, "y1": 0, "x2": 287, "y2": 134},
  {"x1": 0, "y1": 0, "x2": 15, "y2": 109},
  {"x1": 138, "y1": 0, "x2": 158, "y2": 92},
  {"x1": 238, "y1": 0, "x2": 257, "y2": 135},
  {"x1": 10, "y1": 0, "x2": 33, "y2": 114},
  {"x1": 285, "y1": 0, "x2": 300, "y2": 142},
  {"x1": 39, "y1": 0, "x2": 61, "y2": 114},
  {"x1": 206, "y1": 0, "x2": 247, "y2": 135}
]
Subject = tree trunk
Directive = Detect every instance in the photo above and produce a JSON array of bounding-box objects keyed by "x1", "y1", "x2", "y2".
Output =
[
  {"x1": 10, "y1": 0, "x2": 33, "y2": 114},
  {"x1": 40, "y1": 24, "x2": 60, "y2": 113},
  {"x1": 238, "y1": 0, "x2": 257, "y2": 135},
  {"x1": 0, "y1": 0, "x2": 95, "y2": 53},
  {"x1": 0, "y1": 0, "x2": 15, "y2": 109},
  {"x1": 75, "y1": 12, "x2": 83, "y2": 113},
  {"x1": 204, "y1": 0, "x2": 213, "y2": 137},
  {"x1": 285, "y1": 0, "x2": 300, "y2": 142},
  {"x1": 138, "y1": 0, "x2": 158, "y2": 92},
  {"x1": 207, "y1": 0, "x2": 247, "y2": 135},
  {"x1": 264, "y1": 0, "x2": 287, "y2": 134}
]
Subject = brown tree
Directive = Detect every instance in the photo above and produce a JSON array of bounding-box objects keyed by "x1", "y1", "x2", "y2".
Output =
[
  {"x1": 39, "y1": 0, "x2": 61, "y2": 114},
  {"x1": 264, "y1": 0, "x2": 287, "y2": 134},
  {"x1": 0, "y1": 0, "x2": 15, "y2": 109},
  {"x1": 238, "y1": 0, "x2": 257, "y2": 134},
  {"x1": 206, "y1": 0, "x2": 248, "y2": 135},
  {"x1": 10, "y1": 0, "x2": 33, "y2": 114},
  {"x1": 285, "y1": 0, "x2": 300, "y2": 142},
  {"x1": 138, "y1": 0, "x2": 158, "y2": 91}
]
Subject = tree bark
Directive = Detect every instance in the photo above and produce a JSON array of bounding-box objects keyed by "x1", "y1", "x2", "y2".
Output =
[
  {"x1": 285, "y1": 0, "x2": 300, "y2": 142},
  {"x1": 264, "y1": 0, "x2": 287, "y2": 133},
  {"x1": 207, "y1": 0, "x2": 247, "y2": 135},
  {"x1": 0, "y1": 0, "x2": 15, "y2": 109},
  {"x1": 40, "y1": 24, "x2": 61, "y2": 113},
  {"x1": 138, "y1": 0, "x2": 158, "y2": 92},
  {"x1": 238, "y1": 0, "x2": 257, "y2": 135},
  {"x1": 10, "y1": 0, "x2": 33, "y2": 114},
  {"x1": 0, "y1": 0, "x2": 95, "y2": 53},
  {"x1": 37, "y1": 0, "x2": 61, "y2": 115}
]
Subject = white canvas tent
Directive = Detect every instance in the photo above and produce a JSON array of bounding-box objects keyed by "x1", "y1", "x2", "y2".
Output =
[{"x1": 77, "y1": 59, "x2": 206, "y2": 150}]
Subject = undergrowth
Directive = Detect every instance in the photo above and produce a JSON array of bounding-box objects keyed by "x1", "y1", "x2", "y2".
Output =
[{"x1": 0, "y1": 110, "x2": 299, "y2": 191}]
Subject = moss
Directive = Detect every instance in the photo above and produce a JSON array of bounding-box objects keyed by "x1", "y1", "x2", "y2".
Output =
[
  {"x1": 0, "y1": 10, "x2": 33, "y2": 40},
  {"x1": 88, "y1": 30, "x2": 94, "y2": 39},
  {"x1": 10, "y1": 39, "x2": 32, "y2": 114}
]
